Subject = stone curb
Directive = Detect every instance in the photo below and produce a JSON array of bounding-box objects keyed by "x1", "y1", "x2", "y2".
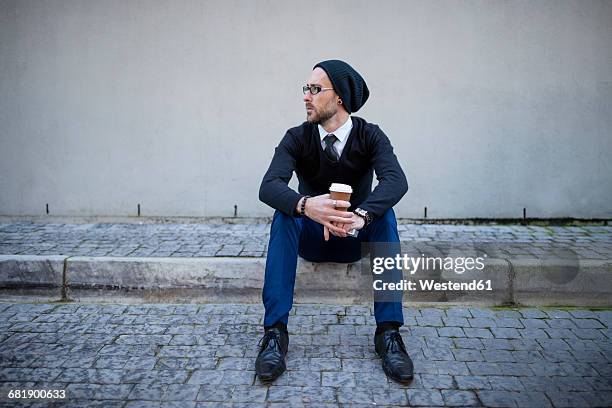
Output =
[{"x1": 0, "y1": 255, "x2": 610, "y2": 306}]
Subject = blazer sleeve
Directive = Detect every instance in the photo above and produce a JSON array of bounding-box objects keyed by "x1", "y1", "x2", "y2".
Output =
[
  {"x1": 358, "y1": 127, "x2": 408, "y2": 218},
  {"x1": 259, "y1": 130, "x2": 304, "y2": 216}
]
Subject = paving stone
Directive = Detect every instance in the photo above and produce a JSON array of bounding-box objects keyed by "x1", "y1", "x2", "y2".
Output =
[
  {"x1": 469, "y1": 308, "x2": 496, "y2": 318},
  {"x1": 463, "y1": 328, "x2": 494, "y2": 338},
  {"x1": 488, "y1": 375, "x2": 525, "y2": 391},
  {"x1": 434, "y1": 361, "x2": 470, "y2": 376},
  {"x1": 452, "y1": 349, "x2": 484, "y2": 362},
  {"x1": 495, "y1": 318, "x2": 524, "y2": 328},
  {"x1": 196, "y1": 385, "x2": 234, "y2": 401},
  {"x1": 492, "y1": 327, "x2": 524, "y2": 339},
  {"x1": 301, "y1": 386, "x2": 336, "y2": 403},
  {"x1": 572, "y1": 328, "x2": 606, "y2": 340},
  {"x1": 453, "y1": 338, "x2": 483, "y2": 350},
  {"x1": 445, "y1": 307, "x2": 472, "y2": 318},
  {"x1": 410, "y1": 326, "x2": 439, "y2": 338},
  {"x1": 437, "y1": 327, "x2": 466, "y2": 337},
  {"x1": 514, "y1": 391, "x2": 553, "y2": 407},
  {"x1": 416, "y1": 316, "x2": 444, "y2": 327},
  {"x1": 422, "y1": 346, "x2": 455, "y2": 361},
  {"x1": 494, "y1": 310, "x2": 522, "y2": 319},
  {"x1": 407, "y1": 388, "x2": 444, "y2": 406},
  {"x1": 546, "y1": 391, "x2": 590, "y2": 408},
  {"x1": 322, "y1": 371, "x2": 355, "y2": 387},
  {"x1": 573, "y1": 318, "x2": 605, "y2": 329},
  {"x1": 442, "y1": 316, "x2": 469, "y2": 327},
  {"x1": 229, "y1": 385, "x2": 267, "y2": 402},
  {"x1": 568, "y1": 309, "x2": 598, "y2": 319},
  {"x1": 221, "y1": 370, "x2": 255, "y2": 386},
  {"x1": 371, "y1": 387, "x2": 408, "y2": 405},
  {"x1": 477, "y1": 390, "x2": 519, "y2": 407},
  {"x1": 419, "y1": 308, "x2": 446, "y2": 318},
  {"x1": 426, "y1": 337, "x2": 453, "y2": 348},
  {"x1": 266, "y1": 386, "x2": 303, "y2": 403},
  {"x1": 418, "y1": 373, "x2": 454, "y2": 389},
  {"x1": 481, "y1": 349, "x2": 516, "y2": 363},
  {"x1": 468, "y1": 317, "x2": 496, "y2": 328},
  {"x1": 481, "y1": 338, "x2": 513, "y2": 350},
  {"x1": 454, "y1": 375, "x2": 491, "y2": 390},
  {"x1": 336, "y1": 387, "x2": 375, "y2": 404},
  {"x1": 441, "y1": 389, "x2": 479, "y2": 406}
]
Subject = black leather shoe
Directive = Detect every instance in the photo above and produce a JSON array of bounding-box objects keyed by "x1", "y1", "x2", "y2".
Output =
[
  {"x1": 375, "y1": 328, "x2": 414, "y2": 383},
  {"x1": 255, "y1": 328, "x2": 288, "y2": 381}
]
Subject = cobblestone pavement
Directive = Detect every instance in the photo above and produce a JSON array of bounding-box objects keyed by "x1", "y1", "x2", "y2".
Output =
[
  {"x1": 0, "y1": 221, "x2": 610, "y2": 260},
  {"x1": 0, "y1": 302, "x2": 610, "y2": 407}
]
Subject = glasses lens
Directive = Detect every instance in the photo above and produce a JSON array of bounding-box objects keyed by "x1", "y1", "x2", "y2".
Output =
[
  {"x1": 302, "y1": 86, "x2": 309, "y2": 94},
  {"x1": 310, "y1": 85, "x2": 320, "y2": 95}
]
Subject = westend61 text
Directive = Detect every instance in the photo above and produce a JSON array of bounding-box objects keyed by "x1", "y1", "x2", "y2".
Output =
[{"x1": 373, "y1": 279, "x2": 493, "y2": 291}]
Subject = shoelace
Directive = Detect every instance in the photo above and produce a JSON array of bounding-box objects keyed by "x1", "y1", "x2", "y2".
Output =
[
  {"x1": 386, "y1": 331, "x2": 407, "y2": 354},
  {"x1": 258, "y1": 330, "x2": 280, "y2": 353}
]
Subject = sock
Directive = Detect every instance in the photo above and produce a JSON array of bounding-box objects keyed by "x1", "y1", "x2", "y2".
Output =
[
  {"x1": 375, "y1": 321, "x2": 401, "y2": 335},
  {"x1": 264, "y1": 321, "x2": 288, "y2": 334}
]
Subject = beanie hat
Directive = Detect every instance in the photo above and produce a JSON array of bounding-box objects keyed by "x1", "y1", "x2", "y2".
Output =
[{"x1": 313, "y1": 60, "x2": 369, "y2": 113}]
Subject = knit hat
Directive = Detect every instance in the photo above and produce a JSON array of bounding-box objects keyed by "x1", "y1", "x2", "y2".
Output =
[{"x1": 313, "y1": 60, "x2": 369, "y2": 113}]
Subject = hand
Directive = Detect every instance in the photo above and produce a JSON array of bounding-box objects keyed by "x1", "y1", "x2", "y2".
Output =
[
  {"x1": 303, "y1": 194, "x2": 353, "y2": 241},
  {"x1": 330, "y1": 213, "x2": 366, "y2": 237}
]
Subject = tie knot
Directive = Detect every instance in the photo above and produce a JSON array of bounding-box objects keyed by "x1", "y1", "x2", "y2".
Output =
[{"x1": 323, "y1": 134, "x2": 337, "y2": 147}]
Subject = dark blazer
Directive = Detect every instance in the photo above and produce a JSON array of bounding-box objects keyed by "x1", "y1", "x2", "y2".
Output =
[{"x1": 259, "y1": 116, "x2": 408, "y2": 218}]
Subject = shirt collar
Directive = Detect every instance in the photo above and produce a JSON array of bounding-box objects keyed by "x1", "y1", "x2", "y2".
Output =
[{"x1": 318, "y1": 116, "x2": 352, "y2": 143}]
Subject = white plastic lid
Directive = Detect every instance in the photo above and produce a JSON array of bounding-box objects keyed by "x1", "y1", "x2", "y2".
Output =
[{"x1": 329, "y1": 183, "x2": 353, "y2": 193}]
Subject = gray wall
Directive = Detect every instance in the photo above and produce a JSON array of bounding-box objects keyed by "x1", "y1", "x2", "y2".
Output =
[{"x1": 1, "y1": 0, "x2": 611, "y2": 218}]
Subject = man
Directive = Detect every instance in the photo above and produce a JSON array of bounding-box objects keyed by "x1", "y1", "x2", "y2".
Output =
[{"x1": 257, "y1": 59, "x2": 413, "y2": 383}]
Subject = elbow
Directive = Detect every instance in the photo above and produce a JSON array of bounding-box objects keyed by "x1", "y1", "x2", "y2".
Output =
[
  {"x1": 400, "y1": 175, "x2": 409, "y2": 198},
  {"x1": 258, "y1": 180, "x2": 269, "y2": 205}
]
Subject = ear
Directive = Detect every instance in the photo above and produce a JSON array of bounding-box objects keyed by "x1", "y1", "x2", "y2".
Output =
[{"x1": 338, "y1": 99, "x2": 343, "y2": 105}]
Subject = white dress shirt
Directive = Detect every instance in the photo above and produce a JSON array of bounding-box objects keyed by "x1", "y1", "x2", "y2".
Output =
[{"x1": 318, "y1": 116, "x2": 353, "y2": 158}]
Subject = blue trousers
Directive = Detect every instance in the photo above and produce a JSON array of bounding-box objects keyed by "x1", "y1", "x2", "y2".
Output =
[{"x1": 262, "y1": 208, "x2": 404, "y2": 328}]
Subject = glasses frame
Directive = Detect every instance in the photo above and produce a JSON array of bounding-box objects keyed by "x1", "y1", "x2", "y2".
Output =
[{"x1": 303, "y1": 84, "x2": 334, "y2": 95}]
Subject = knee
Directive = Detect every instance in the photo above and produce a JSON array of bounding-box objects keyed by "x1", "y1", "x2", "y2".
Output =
[
  {"x1": 270, "y1": 210, "x2": 301, "y2": 236},
  {"x1": 365, "y1": 208, "x2": 399, "y2": 241},
  {"x1": 374, "y1": 208, "x2": 398, "y2": 228}
]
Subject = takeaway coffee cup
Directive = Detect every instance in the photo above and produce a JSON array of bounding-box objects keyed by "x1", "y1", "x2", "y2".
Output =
[
  {"x1": 329, "y1": 183, "x2": 358, "y2": 237},
  {"x1": 329, "y1": 183, "x2": 352, "y2": 205}
]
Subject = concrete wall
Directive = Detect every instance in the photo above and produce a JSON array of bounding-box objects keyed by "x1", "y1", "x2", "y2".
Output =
[{"x1": 1, "y1": 0, "x2": 611, "y2": 219}]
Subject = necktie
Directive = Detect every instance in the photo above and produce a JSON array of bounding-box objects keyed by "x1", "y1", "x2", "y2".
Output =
[{"x1": 323, "y1": 134, "x2": 339, "y2": 162}]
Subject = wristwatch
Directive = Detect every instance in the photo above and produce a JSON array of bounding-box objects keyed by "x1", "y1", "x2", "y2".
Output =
[{"x1": 353, "y1": 208, "x2": 372, "y2": 226}]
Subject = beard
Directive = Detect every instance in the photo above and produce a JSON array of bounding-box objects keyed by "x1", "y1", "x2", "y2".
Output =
[{"x1": 306, "y1": 100, "x2": 337, "y2": 125}]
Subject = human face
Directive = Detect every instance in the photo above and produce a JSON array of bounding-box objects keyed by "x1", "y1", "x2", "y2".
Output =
[{"x1": 303, "y1": 67, "x2": 339, "y2": 125}]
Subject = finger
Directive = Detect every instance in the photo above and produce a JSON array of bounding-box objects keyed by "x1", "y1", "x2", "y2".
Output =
[
  {"x1": 325, "y1": 222, "x2": 346, "y2": 235},
  {"x1": 342, "y1": 222, "x2": 356, "y2": 232},
  {"x1": 332, "y1": 210, "x2": 355, "y2": 218},
  {"x1": 328, "y1": 222, "x2": 338, "y2": 237},
  {"x1": 328, "y1": 215, "x2": 354, "y2": 224},
  {"x1": 334, "y1": 200, "x2": 351, "y2": 209},
  {"x1": 324, "y1": 225, "x2": 329, "y2": 241}
]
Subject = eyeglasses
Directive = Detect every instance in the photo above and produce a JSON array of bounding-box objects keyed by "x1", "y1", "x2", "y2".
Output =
[{"x1": 302, "y1": 84, "x2": 334, "y2": 95}]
